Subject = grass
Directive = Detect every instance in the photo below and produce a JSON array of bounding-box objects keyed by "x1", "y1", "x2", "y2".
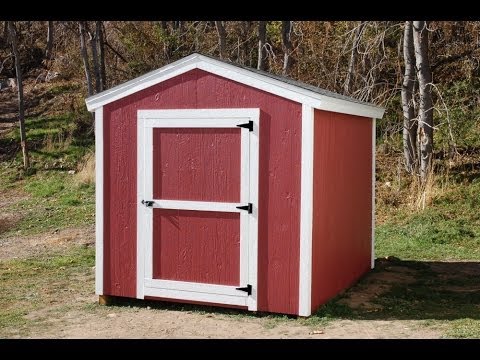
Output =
[
  {"x1": 444, "y1": 319, "x2": 480, "y2": 338},
  {"x1": 3, "y1": 113, "x2": 93, "y2": 172},
  {"x1": 1, "y1": 170, "x2": 95, "y2": 236},
  {"x1": 0, "y1": 245, "x2": 95, "y2": 337},
  {"x1": 376, "y1": 177, "x2": 480, "y2": 261},
  {"x1": 0, "y1": 111, "x2": 95, "y2": 236}
]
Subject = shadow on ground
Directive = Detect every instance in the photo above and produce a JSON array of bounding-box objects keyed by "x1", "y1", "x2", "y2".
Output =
[
  {"x1": 324, "y1": 258, "x2": 480, "y2": 321},
  {"x1": 101, "y1": 258, "x2": 480, "y2": 321}
]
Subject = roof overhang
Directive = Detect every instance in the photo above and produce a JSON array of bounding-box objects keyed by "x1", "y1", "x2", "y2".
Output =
[{"x1": 85, "y1": 53, "x2": 385, "y2": 119}]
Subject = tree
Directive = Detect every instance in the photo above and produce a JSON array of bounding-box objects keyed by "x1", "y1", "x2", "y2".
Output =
[
  {"x1": 257, "y1": 21, "x2": 267, "y2": 70},
  {"x1": 7, "y1": 21, "x2": 29, "y2": 169},
  {"x1": 239, "y1": 21, "x2": 251, "y2": 65},
  {"x1": 344, "y1": 22, "x2": 365, "y2": 95},
  {"x1": 413, "y1": 21, "x2": 433, "y2": 181},
  {"x1": 96, "y1": 21, "x2": 106, "y2": 91},
  {"x1": 215, "y1": 21, "x2": 227, "y2": 59},
  {"x1": 281, "y1": 21, "x2": 293, "y2": 75},
  {"x1": 79, "y1": 21, "x2": 93, "y2": 96},
  {"x1": 402, "y1": 21, "x2": 418, "y2": 173},
  {"x1": 1, "y1": 21, "x2": 8, "y2": 48},
  {"x1": 89, "y1": 22, "x2": 102, "y2": 93},
  {"x1": 45, "y1": 21, "x2": 54, "y2": 60}
]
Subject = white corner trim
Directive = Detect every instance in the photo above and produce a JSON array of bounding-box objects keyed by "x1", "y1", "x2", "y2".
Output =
[
  {"x1": 94, "y1": 107, "x2": 104, "y2": 295},
  {"x1": 371, "y1": 118, "x2": 376, "y2": 269},
  {"x1": 299, "y1": 104, "x2": 314, "y2": 317},
  {"x1": 85, "y1": 53, "x2": 384, "y2": 120}
]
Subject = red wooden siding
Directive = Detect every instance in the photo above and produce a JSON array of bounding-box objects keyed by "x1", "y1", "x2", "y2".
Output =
[
  {"x1": 153, "y1": 128, "x2": 241, "y2": 202},
  {"x1": 311, "y1": 109, "x2": 372, "y2": 312},
  {"x1": 153, "y1": 209, "x2": 240, "y2": 285},
  {"x1": 103, "y1": 69, "x2": 302, "y2": 314}
]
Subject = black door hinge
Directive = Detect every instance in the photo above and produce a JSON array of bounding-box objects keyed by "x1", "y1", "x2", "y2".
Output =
[
  {"x1": 236, "y1": 284, "x2": 252, "y2": 295},
  {"x1": 236, "y1": 121, "x2": 253, "y2": 132},
  {"x1": 141, "y1": 200, "x2": 155, "y2": 207},
  {"x1": 236, "y1": 203, "x2": 252, "y2": 214}
]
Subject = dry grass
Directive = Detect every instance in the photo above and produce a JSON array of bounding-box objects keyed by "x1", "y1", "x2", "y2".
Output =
[
  {"x1": 75, "y1": 152, "x2": 95, "y2": 185},
  {"x1": 409, "y1": 170, "x2": 438, "y2": 211}
]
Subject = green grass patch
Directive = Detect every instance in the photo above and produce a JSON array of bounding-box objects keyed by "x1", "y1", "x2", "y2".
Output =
[
  {"x1": 0, "y1": 245, "x2": 95, "y2": 336},
  {"x1": 376, "y1": 181, "x2": 480, "y2": 261},
  {"x1": 4, "y1": 113, "x2": 94, "y2": 172},
  {"x1": 24, "y1": 176, "x2": 65, "y2": 197},
  {"x1": 444, "y1": 319, "x2": 480, "y2": 338},
  {"x1": 1, "y1": 113, "x2": 95, "y2": 237},
  {"x1": 2, "y1": 170, "x2": 95, "y2": 236}
]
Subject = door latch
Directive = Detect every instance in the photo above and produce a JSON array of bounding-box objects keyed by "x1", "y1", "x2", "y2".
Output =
[{"x1": 141, "y1": 200, "x2": 155, "y2": 207}]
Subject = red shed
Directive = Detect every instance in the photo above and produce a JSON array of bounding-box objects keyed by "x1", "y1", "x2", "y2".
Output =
[{"x1": 85, "y1": 53, "x2": 384, "y2": 316}]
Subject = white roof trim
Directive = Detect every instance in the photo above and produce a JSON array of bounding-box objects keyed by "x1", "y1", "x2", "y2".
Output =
[{"x1": 85, "y1": 53, "x2": 385, "y2": 119}]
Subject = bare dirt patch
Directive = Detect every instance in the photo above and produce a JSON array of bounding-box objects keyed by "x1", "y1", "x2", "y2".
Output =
[
  {"x1": 0, "y1": 226, "x2": 94, "y2": 261},
  {"x1": 25, "y1": 306, "x2": 441, "y2": 339}
]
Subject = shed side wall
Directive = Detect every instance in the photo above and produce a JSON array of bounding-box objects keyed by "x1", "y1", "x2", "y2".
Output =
[
  {"x1": 103, "y1": 69, "x2": 302, "y2": 315},
  {"x1": 311, "y1": 109, "x2": 372, "y2": 312}
]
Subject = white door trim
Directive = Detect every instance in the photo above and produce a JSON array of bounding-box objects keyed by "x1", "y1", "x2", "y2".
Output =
[{"x1": 137, "y1": 108, "x2": 259, "y2": 310}]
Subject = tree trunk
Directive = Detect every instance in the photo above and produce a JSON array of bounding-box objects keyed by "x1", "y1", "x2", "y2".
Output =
[
  {"x1": 79, "y1": 22, "x2": 93, "y2": 97},
  {"x1": 281, "y1": 21, "x2": 293, "y2": 75},
  {"x1": 46, "y1": 21, "x2": 54, "y2": 60},
  {"x1": 2, "y1": 21, "x2": 7, "y2": 46},
  {"x1": 96, "y1": 21, "x2": 106, "y2": 91},
  {"x1": 257, "y1": 21, "x2": 267, "y2": 70},
  {"x1": 8, "y1": 22, "x2": 29, "y2": 169},
  {"x1": 413, "y1": 21, "x2": 433, "y2": 181},
  {"x1": 402, "y1": 21, "x2": 418, "y2": 173},
  {"x1": 160, "y1": 21, "x2": 167, "y2": 30},
  {"x1": 344, "y1": 21, "x2": 365, "y2": 95},
  {"x1": 89, "y1": 23, "x2": 102, "y2": 94},
  {"x1": 215, "y1": 21, "x2": 227, "y2": 59},
  {"x1": 239, "y1": 21, "x2": 250, "y2": 65}
]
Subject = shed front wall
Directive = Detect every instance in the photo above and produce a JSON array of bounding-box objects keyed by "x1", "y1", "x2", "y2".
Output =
[
  {"x1": 311, "y1": 109, "x2": 373, "y2": 312},
  {"x1": 102, "y1": 68, "x2": 302, "y2": 315}
]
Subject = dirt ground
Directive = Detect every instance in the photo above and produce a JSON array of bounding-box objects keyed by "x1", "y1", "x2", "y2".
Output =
[
  {"x1": 31, "y1": 308, "x2": 441, "y2": 339},
  {"x1": 0, "y1": 219, "x2": 449, "y2": 339}
]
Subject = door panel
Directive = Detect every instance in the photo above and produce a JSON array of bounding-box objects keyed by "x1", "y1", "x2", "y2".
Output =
[
  {"x1": 153, "y1": 209, "x2": 240, "y2": 285},
  {"x1": 137, "y1": 109, "x2": 259, "y2": 310},
  {"x1": 153, "y1": 128, "x2": 241, "y2": 202}
]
